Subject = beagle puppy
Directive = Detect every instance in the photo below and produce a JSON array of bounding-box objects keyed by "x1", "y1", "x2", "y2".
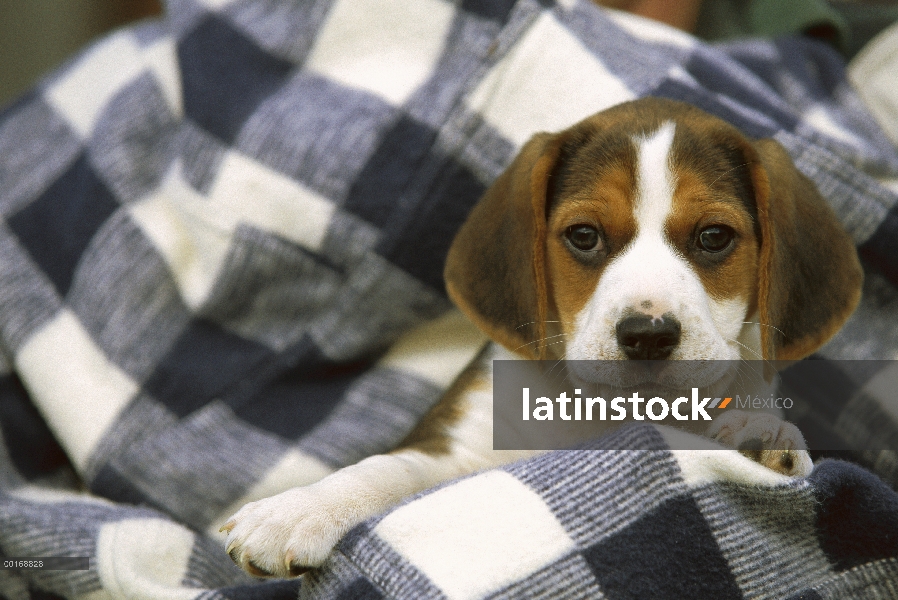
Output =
[{"x1": 222, "y1": 98, "x2": 863, "y2": 579}]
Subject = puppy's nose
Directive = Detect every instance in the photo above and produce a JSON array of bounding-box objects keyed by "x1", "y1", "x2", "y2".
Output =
[{"x1": 615, "y1": 313, "x2": 681, "y2": 360}]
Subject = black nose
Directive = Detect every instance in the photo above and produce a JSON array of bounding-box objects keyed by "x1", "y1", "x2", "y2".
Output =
[{"x1": 615, "y1": 313, "x2": 681, "y2": 360}]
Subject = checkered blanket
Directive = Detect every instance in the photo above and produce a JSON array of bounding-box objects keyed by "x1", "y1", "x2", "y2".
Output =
[{"x1": 1, "y1": 0, "x2": 898, "y2": 598}]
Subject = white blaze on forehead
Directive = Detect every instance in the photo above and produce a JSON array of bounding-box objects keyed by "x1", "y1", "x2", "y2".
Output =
[
  {"x1": 611, "y1": 120, "x2": 682, "y2": 321},
  {"x1": 633, "y1": 121, "x2": 677, "y2": 235},
  {"x1": 567, "y1": 120, "x2": 751, "y2": 363}
]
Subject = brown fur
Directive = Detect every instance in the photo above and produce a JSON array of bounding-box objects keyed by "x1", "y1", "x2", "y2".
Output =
[
  {"x1": 444, "y1": 97, "x2": 862, "y2": 363},
  {"x1": 395, "y1": 354, "x2": 490, "y2": 455},
  {"x1": 662, "y1": 109, "x2": 762, "y2": 309},
  {"x1": 545, "y1": 163, "x2": 638, "y2": 337},
  {"x1": 749, "y1": 138, "x2": 864, "y2": 359},
  {"x1": 444, "y1": 133, "x2": 568, "y2": 359}
]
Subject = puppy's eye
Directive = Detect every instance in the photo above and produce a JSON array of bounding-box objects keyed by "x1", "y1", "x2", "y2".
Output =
[
  {"x1": 697, "y1": 225, "x2": 734, "y2": 253},
  {"x1": 566, "y1": 225, "x2": 601, "y2": 252}
]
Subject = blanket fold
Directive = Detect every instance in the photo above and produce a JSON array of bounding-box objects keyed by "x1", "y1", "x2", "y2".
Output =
[{"x1": 2, "y1": 0, "x2": 898, "y2": 598}]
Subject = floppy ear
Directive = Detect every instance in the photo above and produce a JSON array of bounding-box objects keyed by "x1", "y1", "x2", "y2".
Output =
[
  {"x1": 444, "y1": 132, "x2": 566, "y2": 359},
  {"x1": 750, "y1": 138, "x2": 863, "y2": 360}
]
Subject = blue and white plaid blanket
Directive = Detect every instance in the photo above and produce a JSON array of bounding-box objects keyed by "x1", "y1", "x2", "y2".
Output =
[{"x1": 1, "y1": 0, "x2": 898, "y2": 598}]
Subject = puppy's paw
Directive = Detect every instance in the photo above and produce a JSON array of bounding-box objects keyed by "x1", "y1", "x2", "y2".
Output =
[
  {"x1": 221, "y1": 486, "x2": 351, "y2": 578},
  {"x1": 706, "y1": 410, "x2": 813, "y2": 477}
]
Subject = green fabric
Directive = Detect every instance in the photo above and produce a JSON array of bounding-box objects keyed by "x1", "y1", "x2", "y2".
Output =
[
  {"x1": 749, "y1": 0, "x2": 847, "y2": 43},
  {"x1": 696, "y1": 0, "x2": 849, "y2": 53}
]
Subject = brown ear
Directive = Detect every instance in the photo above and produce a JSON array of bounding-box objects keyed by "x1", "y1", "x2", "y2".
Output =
[
  {"x1": 444, "y1": 132, "x2": 566, "y2": 359},
  {"x1": 751, "y1": 138, "x2": 863, "y2": 360}
]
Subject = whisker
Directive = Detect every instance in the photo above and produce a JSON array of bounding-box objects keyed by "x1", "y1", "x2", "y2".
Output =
[
  {"x1": 729, "y1": 362, "x2": 766, "y2": 394},
  {"x1": 742, "y1": 321, "x2": 786, "y2": 337},
  {"x1": 514, "y1": 333, "x2": 569, "y2": 353},
  {"x1": 546, "y1": 357, "x2": 568, "y2": 382},
  {"x1": 709, "y1": 162, "x2": 751, "y2": 187},
  {"x1": 515, "y1": 320, "x2": 570, "y2": 330},
  {"x1": 726, "y1": 337, "x2": 764, "y2": 360},
  {"x1": 727, "y1": 340, "x2": 779, "y2": 383}
]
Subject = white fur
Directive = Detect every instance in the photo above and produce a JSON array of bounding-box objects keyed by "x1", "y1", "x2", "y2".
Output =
[
  {"x1": 223, "y1": 347, "x2": 537, "y2": 578},
  {"x1": 567, "y1": 123, "x2": 755, "y2": 386},
  {"x1": 223, "y1": 123, "x2": 809, "y2": 579}
]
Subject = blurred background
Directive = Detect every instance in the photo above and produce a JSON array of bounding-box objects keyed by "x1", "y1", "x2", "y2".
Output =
[
  {"x1": 0, "y1": 1, "x2": 895, "y2": 110},
  {"x1": 0, "y1": 0, "x2": 163, "y2": 108}
]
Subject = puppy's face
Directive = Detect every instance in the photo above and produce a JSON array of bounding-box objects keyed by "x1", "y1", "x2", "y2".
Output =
[
  {"x1": 546, "y1": 120, "x2": 760, "y2": 363},
  {"x1": 445, "y1": 98, "x2": 862, "y2": 369}
]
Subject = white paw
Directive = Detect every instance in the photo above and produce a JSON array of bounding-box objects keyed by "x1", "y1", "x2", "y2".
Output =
[
  {"x1": 221, "y1": 486, "x2": 352, "y2": 578},
  {"x1": 706, "y1": 410, "x2": 813, "y2": 477}
]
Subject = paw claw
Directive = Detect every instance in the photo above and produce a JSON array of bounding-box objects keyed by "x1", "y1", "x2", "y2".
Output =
[
  {"x1": 220, "y1": 486, "x2": 353, "y2": 578},
  {"x1": 288, "y1": 563, "x2": 311, "y2": 578},
  {"x1": 220, "y1": 520, "x2": 236, "y2": 534},
  {"x1": 284, "y1": 550, "x2": 311, "y2": 578},
  {"x1": 246, "y1": 559, "x2": 275, "y2": 578}
]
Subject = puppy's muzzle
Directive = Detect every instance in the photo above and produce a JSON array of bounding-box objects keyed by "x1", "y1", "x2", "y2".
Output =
[{"x1": 615, "y1": 313, "x2": 681, "y2": 360}]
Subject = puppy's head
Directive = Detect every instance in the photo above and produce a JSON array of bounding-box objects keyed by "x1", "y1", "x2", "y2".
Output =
[{"x1": 445, "y1": 98, "x2": 862, "y2": 364}]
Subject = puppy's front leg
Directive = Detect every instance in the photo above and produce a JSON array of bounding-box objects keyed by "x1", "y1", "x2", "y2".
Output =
[
  {"x1": 222, "y1": 449, "x2": 472, "y2": 577},
  {"x1": 223, "y1": 353, "x2": 535, "y2": 578}
]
